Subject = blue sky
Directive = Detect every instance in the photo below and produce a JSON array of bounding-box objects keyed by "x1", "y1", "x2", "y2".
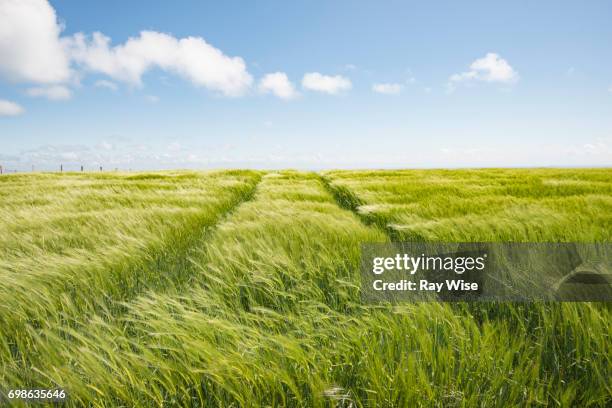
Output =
[{"x1": 0, "y1": 0, "x2": 611, "y2": 170}]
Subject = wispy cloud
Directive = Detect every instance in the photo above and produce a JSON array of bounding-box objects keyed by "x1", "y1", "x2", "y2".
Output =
[
  {"x1": 302, "y1": 73, "x2": 352, "y2": 94},
  {"x1": 0, "y1": 99, "x2": 25, "y2": 116},
  {"x1": 3, "y1": 136, "x2": 611, "y2": 171},
  {"x1": 94, "y1": 80, "x2": 118, "y2": 91},
  {"x1": 372, "y1": 83, "x2": 403, "y2": 95},
  {"x1": 568, "y1": 138, "x2": 611, "y2": 157},
  {"x1": 26, "y1": 85, "x2": 72, "y2": 101},
  {"x1": 439, "y1": 137, "x2": 612, "y2": 167}
]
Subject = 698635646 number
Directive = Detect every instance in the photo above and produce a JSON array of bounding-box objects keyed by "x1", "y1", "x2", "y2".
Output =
[{"x1": 3, "y1": 388, "x2": 67, "y2": 402}]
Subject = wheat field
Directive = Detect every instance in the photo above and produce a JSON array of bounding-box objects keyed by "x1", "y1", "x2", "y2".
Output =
[{"x1": 0, "y1": 169, "x2": 610, "y2": 407}]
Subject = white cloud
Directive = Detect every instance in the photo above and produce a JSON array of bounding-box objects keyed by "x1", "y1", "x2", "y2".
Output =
[
  {"x1": 145, "y1": 95, "x2": 159, "y2": 103},
  {"x1": 0, "y1": 99, "x2": 24, "y2": 116},
  {"x1": 258, "y1": 72, "x2": 298, "y2": 100},
  {"x1": 302, "y1": 72, "x2": 352, "y2": 94},
  {"x1": 372, "y1": 83, "x2": 403, "y2": 95},
  {"x1": 66, "y1": 31, "x2": 253, "y2": 96},
  {"x1": 608, "y1": 85, "x2": 612, "y2": 93},
  {"x1": 573, "y1": 138, "x2": 611, "y2": 156},
  {"x1": 0, "y1": 1, "x2": 255, "y2": 99},
  {"x1": 26, "y1": 85, "x2": 72, "y2": 100},
  {"x1": 94, "y1": 79, "x2": 118, "y2": 91},
  {"x1": 448, "y1": 53, "x2": 518, "y2": 92},
  {"x1": 464, "y1": 53, "x2": 518, "y2": 82},
  {"x1": 0, "y1": 0, "x2": 72, "y2": 83}
]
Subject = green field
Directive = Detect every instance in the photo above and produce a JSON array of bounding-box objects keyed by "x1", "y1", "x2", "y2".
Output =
[{"x1": 0, "y1": 169, "x2": 610, "y2": 407}]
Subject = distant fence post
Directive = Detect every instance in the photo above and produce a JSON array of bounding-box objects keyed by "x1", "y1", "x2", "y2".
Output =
[
  {"x1": 0, "y1": 165, "x2": 3, "y2": 175},
  {"x1": 81, "y1": 165, "x2": 84, "y2": 172},
  {"x1": 100, "y1": 166, "x2": 103, "y2": 172},
  {"x1": 60, "y1": 164, "x2": 63, "y2": 172}
]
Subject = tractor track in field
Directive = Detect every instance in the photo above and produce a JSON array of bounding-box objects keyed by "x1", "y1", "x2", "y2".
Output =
[
  {"x1": 2, "y1": 174, "x2": 267, "y2": 390},
  {"x1": 319, "y1": 174, "x2": 403, "y2": 242},
  {"x1": 2, "y1": 174, "x2": 265, "y2": 365},
  {"x1": 102, "y1": 173, "x2": 265, "y2": 314},
  {"x1": 2, "y1": 174, "x2": 265, "y2": 386}
]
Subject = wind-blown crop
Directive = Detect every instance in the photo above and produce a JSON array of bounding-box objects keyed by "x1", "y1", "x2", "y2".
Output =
[{"x1": 0, "y1": 169, "x2": 610, "y2": 407}]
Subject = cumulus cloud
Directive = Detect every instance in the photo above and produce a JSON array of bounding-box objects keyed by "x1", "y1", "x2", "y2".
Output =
[
  {"x1": 94, "y1": 79, "x2": 118, "y2": 91},
  {"x1": 302, "y1": 73, "x2": 352, "y2": 94},
  {"x1": 0, "y1": 99, "x2": 24, "y2": 116},
  {"x1": 145, "y1": 95, "x2": 160, "y2": 103},
  {"x1": 66, "y1": 31, "x2": 253, "y2": 96},
  {"x1": 0, "y1": 1, "x2": 254, "y2": 99},
  {"x1": 0, "y1": 0, "x2": 72, "y2": 83},
  {"x1": 26, "y1": 85, "x2": 72, "y2": 100},
  {"x1": 258, "y1": 72, "x2": 298, "y2": 100},
  {"x1": 372, "y1": 83, "x2": 403, "y2": 95},
  {"x1": 448, "y1": 53, "x2": 518, "y2": 92}
]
